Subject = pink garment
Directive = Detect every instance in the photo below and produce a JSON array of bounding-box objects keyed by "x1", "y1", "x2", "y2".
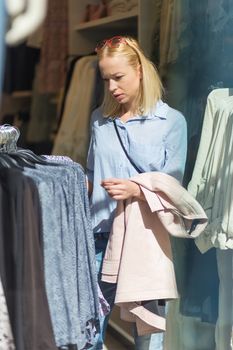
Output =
[{"x1": 101, "y1": 172, "x2": 208, "y2": 335}]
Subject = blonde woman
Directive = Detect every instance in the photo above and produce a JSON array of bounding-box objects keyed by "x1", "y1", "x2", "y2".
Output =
[{"x1": 87, "y1": 36, "x2": 187, "y2": 350}]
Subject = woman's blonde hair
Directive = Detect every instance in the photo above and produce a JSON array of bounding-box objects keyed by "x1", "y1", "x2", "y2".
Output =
[{"x1": 96, "y1": 36, "x2": 164, "y2": 117}]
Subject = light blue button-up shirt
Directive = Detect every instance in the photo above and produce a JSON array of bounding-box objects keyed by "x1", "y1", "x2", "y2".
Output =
[{"x1": 86, "y1": 100, "x2": 187, "y2": 234}]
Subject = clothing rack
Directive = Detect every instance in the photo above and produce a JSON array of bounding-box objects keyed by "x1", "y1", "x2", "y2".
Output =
[{"x1": 0, "y1": 126, "x2": 102, "y2": 350}]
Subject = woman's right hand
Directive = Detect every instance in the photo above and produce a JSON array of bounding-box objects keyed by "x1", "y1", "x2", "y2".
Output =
[{"x1": 101, "y1": 178, "x2": 144, "y2": 201}]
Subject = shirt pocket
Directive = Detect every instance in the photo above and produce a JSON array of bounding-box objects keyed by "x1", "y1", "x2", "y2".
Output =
[
  {"x1": 129, "y1": 138, "x2": 166, "y2": 172},
  {"x1": 148, "y1": 144, "x2": 166, "y2": 171}
]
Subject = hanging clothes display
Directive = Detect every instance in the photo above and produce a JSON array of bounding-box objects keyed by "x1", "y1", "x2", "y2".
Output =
[{"x1": 0, "y1": 125, "x2": 105, "y2": 350}]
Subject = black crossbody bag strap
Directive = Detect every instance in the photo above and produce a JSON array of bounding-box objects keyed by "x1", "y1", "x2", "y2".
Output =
[{"x1": 113, "y1": 119, "x2": 142, "y2": 174}]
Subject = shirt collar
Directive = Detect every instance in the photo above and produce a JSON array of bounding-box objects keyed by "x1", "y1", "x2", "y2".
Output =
[
  {"x1": 107, "y1": 100, "x2": 168, "y2": 122},
  {"x1": 147, "y1": 100, "x2": 168, "y2": 120}
]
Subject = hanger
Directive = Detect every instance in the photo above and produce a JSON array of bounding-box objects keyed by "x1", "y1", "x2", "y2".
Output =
[
  {"x1": 0, "y1": 124, "x2": 63, "y2": 168},
  {"x1": 16, "y1": 148, "x2": 48, "y2": 165},
  {"x1": 0, "y1": 125, "x2": 25, "y2": 169},
  {"x1": 0, "y1": 125, "x2": 40, "y2": 168},
  {"x1": 0, "y1": 124, "x2": 20, "y2": 153},
  {"x1": 0, "y1": 153, "x2": 23, "y2": 168}
]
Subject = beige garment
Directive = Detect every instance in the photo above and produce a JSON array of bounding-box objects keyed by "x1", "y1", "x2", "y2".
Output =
[
  {"x1": 188, "y1": 89, "x2": 233, "y2": 252},
  {"x1": 101, "y1": 172, "x2": 207, "y2": 336},
  {"x1": 168, "y1": 0, "x2": 190, "y2": 60},
  {"x1": 52, "y1": 56, "x2": 98, "y2": 166},
  {"x1": 159, "y1": 0, "x2": 189, "y2": 76}
]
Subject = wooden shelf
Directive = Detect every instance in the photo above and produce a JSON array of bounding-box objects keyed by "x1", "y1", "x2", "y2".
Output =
[
  {"x1": 74, "y1": 9, "x2": 138, "y2": 31},
  {"x1": 69, "y1": 0, "x2": 155, "y2": 57},
  {"x1": 11, "y1": 91, "x2": 32, "y2": 98}
]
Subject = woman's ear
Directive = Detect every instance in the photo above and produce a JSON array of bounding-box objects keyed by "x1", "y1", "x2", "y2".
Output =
[{"x1": 138, "y1": 64, "x2": 142, "y2": 79}]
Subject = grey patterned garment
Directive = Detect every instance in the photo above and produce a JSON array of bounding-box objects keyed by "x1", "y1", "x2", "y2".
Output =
[
  {"x1": 24, "y1": 159, "x2": 100, "y2": 349},
  {"x1": 44, "y1": 156, "x2": 110, "y2": 317},
  {"x1": 43, "y1": 155, "x2": 74, "y2": 163},
  {"x1": 0, "y1": 278, "x2": 15, "y2": 350}
]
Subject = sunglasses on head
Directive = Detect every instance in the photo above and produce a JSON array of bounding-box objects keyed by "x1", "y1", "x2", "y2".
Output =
[{"x1": 95, "y1": 36, "x2": 127, "y2": 52}]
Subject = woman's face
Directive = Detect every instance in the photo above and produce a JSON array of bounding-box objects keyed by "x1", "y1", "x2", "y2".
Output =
[{"x1": 99, "y1": 55, "x2": 141, "y2": 111}]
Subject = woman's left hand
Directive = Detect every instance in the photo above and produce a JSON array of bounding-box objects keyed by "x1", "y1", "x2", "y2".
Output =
[{"x1": 101, "y1": 178, "x2": 144, "y2": 201}]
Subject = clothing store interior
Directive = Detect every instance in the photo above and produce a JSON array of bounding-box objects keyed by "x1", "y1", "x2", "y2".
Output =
[{"x1": 1, "y1": 0, "x2": 233, "y2": 349}]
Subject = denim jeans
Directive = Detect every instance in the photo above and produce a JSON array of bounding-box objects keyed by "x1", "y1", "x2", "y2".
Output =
[{"x1": 91, "y1": 235, "x2": 164, "y2": 350}]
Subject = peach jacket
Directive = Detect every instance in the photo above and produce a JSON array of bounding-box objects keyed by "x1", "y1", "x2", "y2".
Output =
[{"x1": 101, "y1": 172, "x2": 208, "y2": 335}]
